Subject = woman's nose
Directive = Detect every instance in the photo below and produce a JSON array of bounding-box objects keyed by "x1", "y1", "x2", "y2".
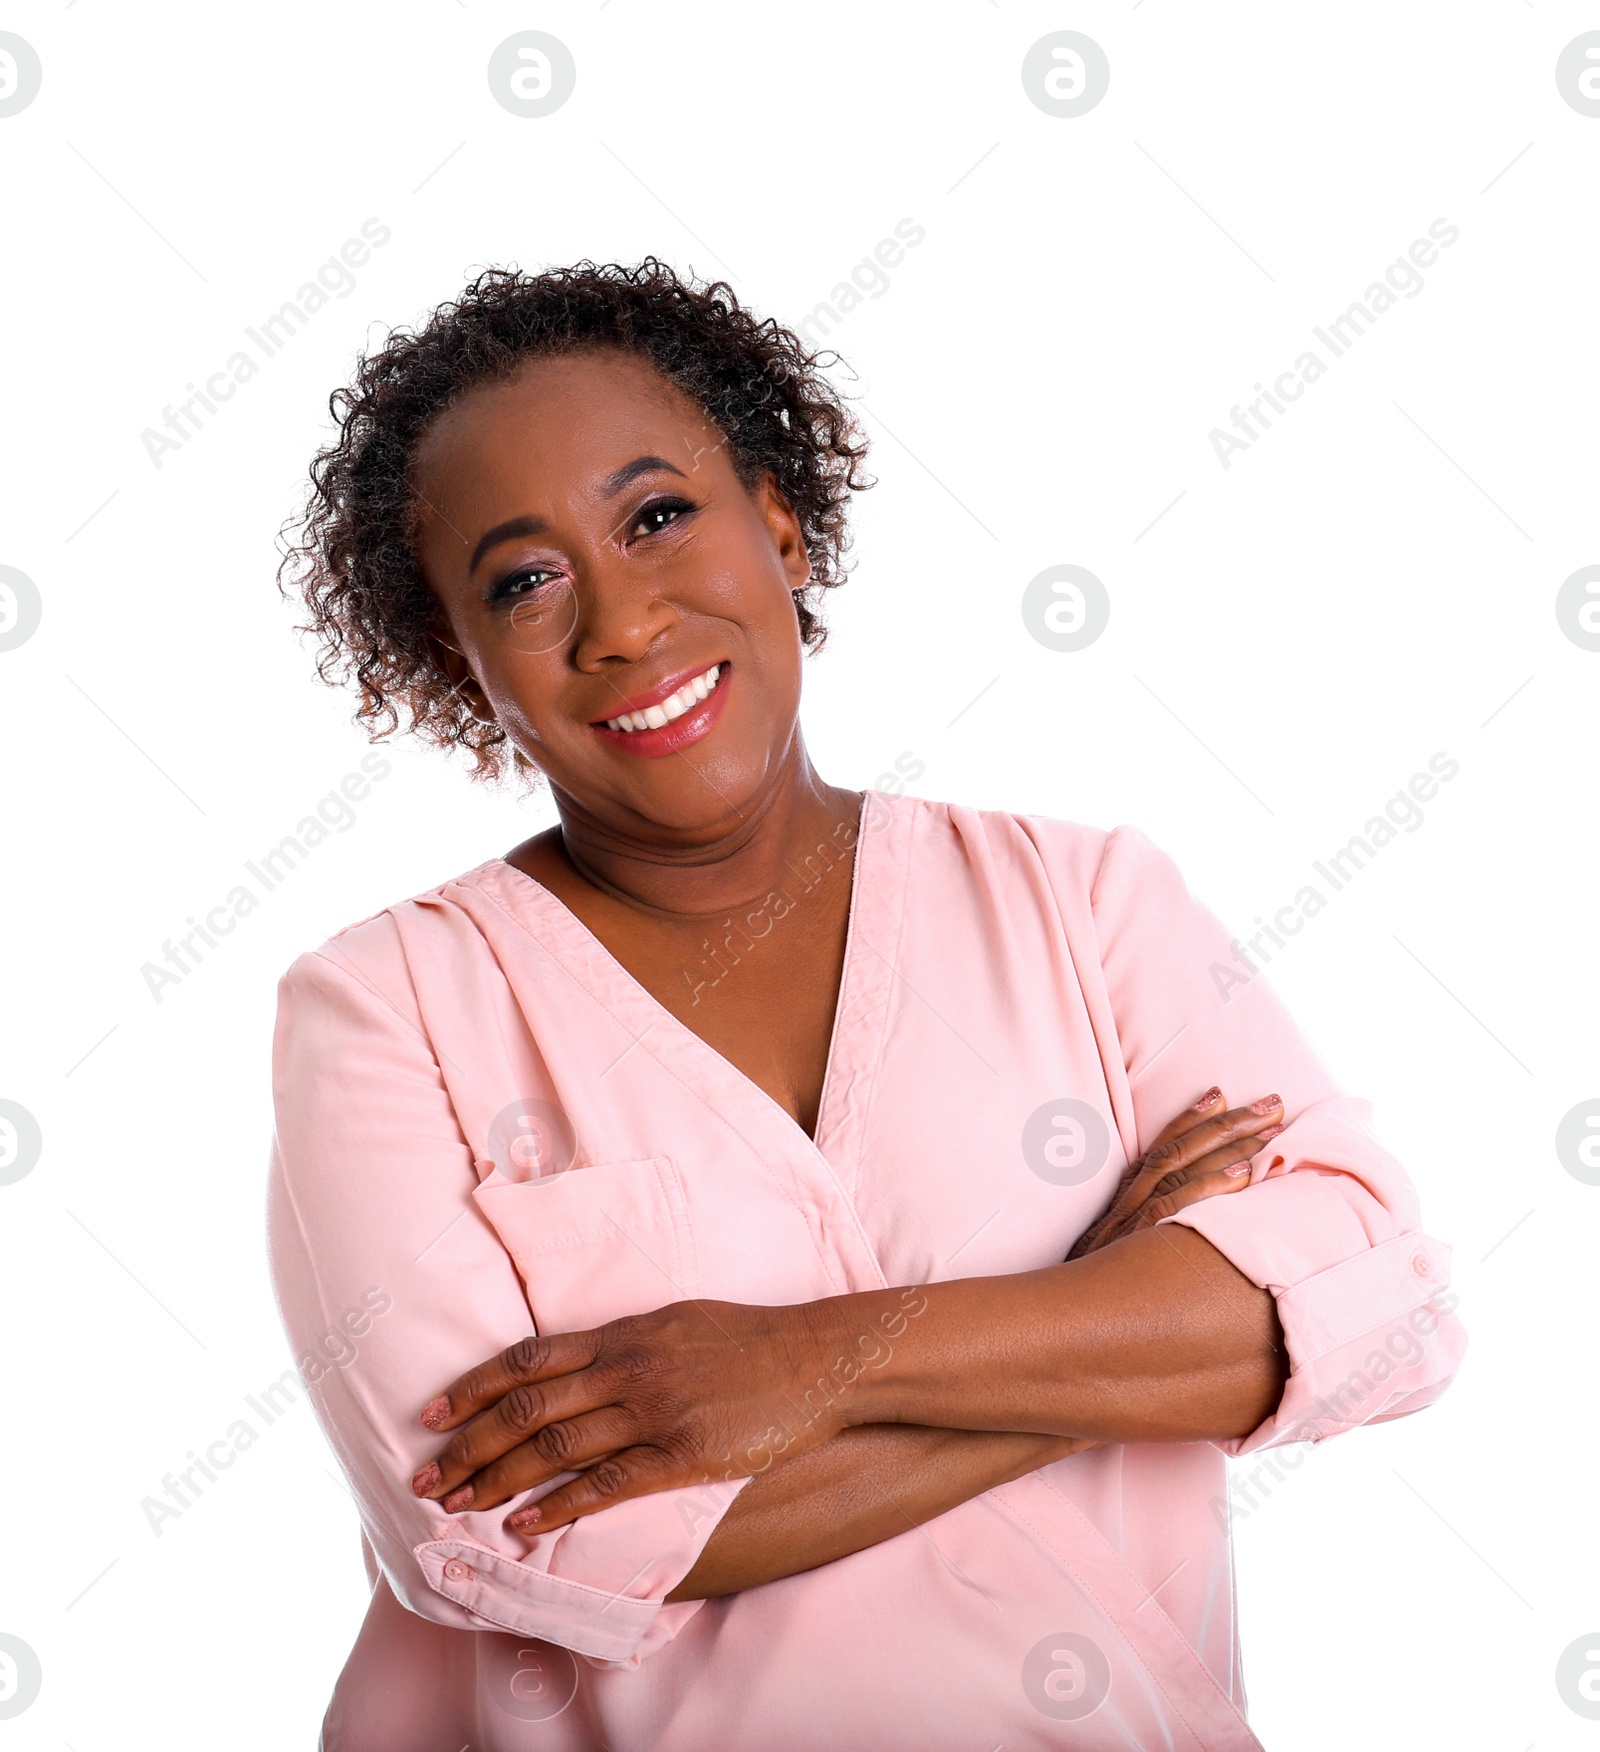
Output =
[{"x1": 568, "y1": 555, "x2": 678, "y2": 670}]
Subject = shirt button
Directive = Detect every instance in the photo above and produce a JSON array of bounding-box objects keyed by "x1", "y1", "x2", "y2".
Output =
[
  {"x1": 443, "y1": 1559, "x2": 473, "y2": 1583},
  {"x1": 1410, "y1": 1250, "x2": 1432, "y2": 1279}
]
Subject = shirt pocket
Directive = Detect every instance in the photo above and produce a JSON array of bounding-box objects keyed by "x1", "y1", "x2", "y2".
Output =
[{"x1": 470, "y1": 1156, "x2": 698, "y2": 1335}]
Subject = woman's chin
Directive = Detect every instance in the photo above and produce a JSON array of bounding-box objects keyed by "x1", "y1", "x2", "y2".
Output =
[{"x1": 589, "y1": 745, "x2": 800, "y2": 842}]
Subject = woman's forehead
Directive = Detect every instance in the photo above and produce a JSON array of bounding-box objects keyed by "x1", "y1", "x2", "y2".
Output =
[
  {"x1": 414, "y1": 349, "x2": 713, "y2": 480},
  {"x1": 454, "y1": 347, "x2": 695, "y2": 432}
]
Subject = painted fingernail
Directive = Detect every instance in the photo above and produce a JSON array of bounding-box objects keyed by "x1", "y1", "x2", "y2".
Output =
[
  {"x1": 1225, "y1": 1163, "x2": 1252, "y2": 1177},
  {"x1": 1255, "y1": 1124, "x2": 1285, "y2": 1141},
  {"x1": 442, "y1": 1485, "x2": 475, "y2": 1513},
  {"x1": 411, "y1": 1461, "x2": 441, "y2": 1497},
  {"x1": 1193, "y1": 1086, "x2": 1223, "y2": 1110},
  {"x1": 1248, "y1": 1094, "x2": 1281, "y2": 1116},
  {"x1": 421, "y1": 1395, "x2": 451, "y2": 1430},
  {"x1": 506, "y1": 1508, "x2": 540, "y2": 1533}
]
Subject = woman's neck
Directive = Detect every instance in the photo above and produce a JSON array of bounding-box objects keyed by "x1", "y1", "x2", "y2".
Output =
[{"x1": 516, "y1": 747, "x2": 863, "y2": 926}]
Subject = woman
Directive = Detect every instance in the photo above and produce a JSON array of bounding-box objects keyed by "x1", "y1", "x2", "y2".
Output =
[{"x1": 268, "y1": 259, "x2": 1464, "y2": 1751}]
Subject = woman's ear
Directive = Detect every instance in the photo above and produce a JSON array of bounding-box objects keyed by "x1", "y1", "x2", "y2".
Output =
[
  {"x1": 756, "y1": 472, "x2": 812, "y2": 595},
  {"x1": 431, "y1": 633, "x2": 495, "y2": 724}
]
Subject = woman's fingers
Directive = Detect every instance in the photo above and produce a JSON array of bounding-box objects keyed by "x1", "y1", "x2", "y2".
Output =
[
  {"x1": 411, "y1": 1364, "x2": 607, "y2": 1502},
  {"x1": 425, "y1": 1408, "x2": 639, "y2": 1514},
  {"x1": 1082, "y1": 1085, "x2": 1229, "y2": 1231},
  {"x1": 1146, "y1": 1125, "x2": 1285, "y2": 1202},
  {"x1": 1106, "y1": 1158, "x2": 1268, "y2": 1239},
  {"x1": 1144, "y1": 1084, "x2": 1227, "y2": 1155},
  {"x1": 1100, "y1": 1122, "x2": 1285, "y2": 1245},
  {"x1": 505, "y1": 1445, "x2": 689, "y2": 1535},
  {"x1": 1135, "y1": 1095, "x2": 1282, "y2": 1189},
  {"x1": 419, "y1": 1327, "x2": 603, "y2": 1435},
  {"x1": 1107, "y1": 1098, "x2": 1282, "y2": 1219},
  {"x1": 1066, "y1": 1093, "x2": 1287, "y2": 1261},
  {"x1": 412, "y1": 1293, "x2": 924, "y2": 1530}
]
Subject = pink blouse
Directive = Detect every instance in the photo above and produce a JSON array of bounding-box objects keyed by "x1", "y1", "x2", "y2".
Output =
[{"x1": 266, "y1": 791, "x2": 1465, "y2": 1750}]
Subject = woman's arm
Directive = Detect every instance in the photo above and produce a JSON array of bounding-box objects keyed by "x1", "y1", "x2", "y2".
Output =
[
  {"x1": 411, "y1": 818, "x2": 1463, "y2": 1576},
  {"x1": 268, "y1": 937, "x2": 749, "y2": 1664},
  {"x1": 414, "y1": 1097, "x2": 1284, "y2": 1537},
  {"x1": 664, "y1": 1425, "x2": 1093, "y2": 1601},
  {"x1": 463, "y1": 1222, "x2": 1281, "y2": 1536},
  {"x1": 662, "y1": 1091, "x2": 1274, "y2": 1599},
  {"x1": 817, "y1": 1223, "x2": 1284, "y2": 1442}
]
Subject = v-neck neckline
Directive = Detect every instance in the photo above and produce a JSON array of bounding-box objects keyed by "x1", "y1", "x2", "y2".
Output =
[{"x1": 474, "y1": 791, "x2": 895, "y2": 1168}]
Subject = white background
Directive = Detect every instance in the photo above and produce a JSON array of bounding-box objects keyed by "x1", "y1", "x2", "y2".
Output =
[{"x1": 1, "y1": 4, "x2": 1595, "y2": 1746}]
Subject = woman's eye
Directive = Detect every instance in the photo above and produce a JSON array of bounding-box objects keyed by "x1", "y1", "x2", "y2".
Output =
[
  {"x1": 491, "y1": 568, "x2": 557, "y2": 604},
  {"x1": 631, "y1": 497, "x2": 693, "y2": 539}
]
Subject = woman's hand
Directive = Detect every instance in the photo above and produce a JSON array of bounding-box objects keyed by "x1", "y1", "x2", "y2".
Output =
[
  {"x1": 1067, "y1": 1085, "x2": 1284, "y2": 1261},
  {"x1": 409, "y1": 1087, "x2": 1284, "y2": 1534},
  {"x1": 409, "y1": 1287, "x2": 929, "y2": 1534}
]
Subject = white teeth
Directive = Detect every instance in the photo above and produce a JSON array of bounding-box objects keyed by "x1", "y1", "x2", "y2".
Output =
[{"x1": 604, "y1": 665, "x2": 723, "y2": 734}]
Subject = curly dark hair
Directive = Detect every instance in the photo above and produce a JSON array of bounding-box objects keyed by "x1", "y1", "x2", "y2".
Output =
[{"x1": 277, "y1": 257, "x2": 875, "y2": 779}]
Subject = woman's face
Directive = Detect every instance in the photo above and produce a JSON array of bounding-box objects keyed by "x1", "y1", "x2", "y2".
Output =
[{"x1": 410, "y1": 347, "x2": 813, "y2": 841}]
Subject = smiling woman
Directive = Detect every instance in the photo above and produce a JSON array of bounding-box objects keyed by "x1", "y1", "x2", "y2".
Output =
[
  {"x1": 267, "y1": 258, "x2": 1465, "y2": 1752},
  {"x1": 407, "y1": 343, "x2": 807, "y2": 810},
  {"x1": 280, "y1": 259, "x2": 868, "y2": 782}
]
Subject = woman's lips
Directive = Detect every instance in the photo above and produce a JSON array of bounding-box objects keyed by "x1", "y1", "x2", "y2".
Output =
[
  {"x1": 594, "y1": 660, "x2": 725, "y2": 725},
  {"x1": 590, "y1": 663, "x2": 732, "y2": 759}
]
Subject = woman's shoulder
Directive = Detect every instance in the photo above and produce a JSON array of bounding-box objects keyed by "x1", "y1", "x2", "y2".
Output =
[
  {"x1": 881, "y1": 788, "x2": 1170, "y2": 898},
  {"x1": 275, "y1": 856, "x2": 512, "y2": 994}
]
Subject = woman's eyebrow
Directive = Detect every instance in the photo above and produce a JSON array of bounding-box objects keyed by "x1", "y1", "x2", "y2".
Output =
[
  {"x1": 466, "y1": 455, "x2": 690, "y2": 576},
  {"x1": 467, "y1": 515, "x2": 544, "y2": 577},
  {"x1": 600, "y1": 453, "x2": 688, "y2": 499}
]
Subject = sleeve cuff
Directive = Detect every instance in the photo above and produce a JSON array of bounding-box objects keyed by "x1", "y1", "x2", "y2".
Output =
[
  {"x1": 417, "y1": 1538, "x2": 673, "y2": 1662},
  {"x1": 1165, "y1": 1170, "x2": 1466, "y2": 1457},
  {"x1": 1270, "y1": 1231, "x2": 1451, "y2": 1365},
  {"x1": 413, "y1": 1476, "x2": 748, "y2": 1664}
]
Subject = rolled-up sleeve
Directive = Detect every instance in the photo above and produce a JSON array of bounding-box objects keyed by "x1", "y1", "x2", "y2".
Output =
[
  {"x1": 265, "y1": 943, "x2": 745, "y2": 1665},
  {"x1": 1087, "y1": 823, "x2": 1467, "y2": 1456}
]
